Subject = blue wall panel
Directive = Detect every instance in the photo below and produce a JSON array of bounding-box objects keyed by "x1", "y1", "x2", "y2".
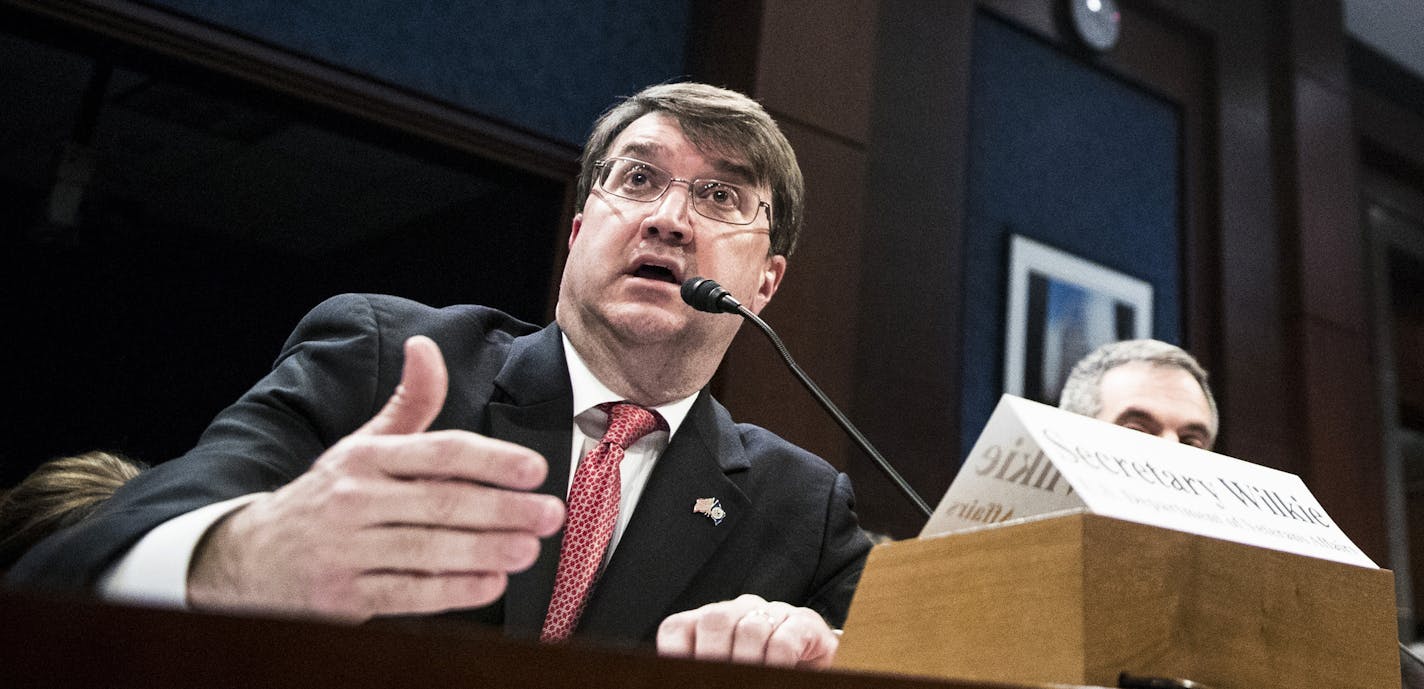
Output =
[
  {"x1": 959, "y1": 14, "x2": 1182, "y2": 457},
  {"x1": 145, "y1": 0, "x2": 691, "y2": 145}
]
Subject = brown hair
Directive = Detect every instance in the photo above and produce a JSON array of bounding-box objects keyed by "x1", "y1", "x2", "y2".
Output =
[
  {"x1": 0, "y1": 451, "x2": 146, "y2": 569},
  {"x1": 577, "y1": 82, "x2": 805, "y2": 257}
]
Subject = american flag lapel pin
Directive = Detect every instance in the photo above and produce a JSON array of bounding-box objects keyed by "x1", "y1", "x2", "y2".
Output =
[{"x1": 693, "y1": 497, "x2": 726, "y2": 525}]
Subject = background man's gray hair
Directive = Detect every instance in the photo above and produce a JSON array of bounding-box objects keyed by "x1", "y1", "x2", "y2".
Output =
[{"x1": 1058, "y1": 338, "x2": 1219, "y2": 436}]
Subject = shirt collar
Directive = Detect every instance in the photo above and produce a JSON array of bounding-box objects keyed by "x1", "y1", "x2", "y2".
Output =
[{"x1": 561, "y1": 334, "x2": 697, "y2": 438}]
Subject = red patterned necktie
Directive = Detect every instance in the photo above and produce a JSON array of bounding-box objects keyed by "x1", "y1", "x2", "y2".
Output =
[{"x1": 541, "y1": 402, "x2": 666, "y2": 642}]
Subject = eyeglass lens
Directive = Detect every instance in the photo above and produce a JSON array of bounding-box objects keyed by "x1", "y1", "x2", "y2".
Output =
[{"x1": 597, "y1": 158, "x2": 761, "y2": 224}]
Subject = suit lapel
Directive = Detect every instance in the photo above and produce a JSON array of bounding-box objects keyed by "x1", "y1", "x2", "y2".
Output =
[
  {"x1": 480, "y1": 324, "x2": 575, "y2": 639},
  {"x1": 576, "y1": 393, "x2": 751, "y2": 642}
]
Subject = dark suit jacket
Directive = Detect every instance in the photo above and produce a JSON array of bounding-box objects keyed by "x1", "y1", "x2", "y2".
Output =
[{"x1": 8, "y1": 293, "x2": 871, "y2": 646}]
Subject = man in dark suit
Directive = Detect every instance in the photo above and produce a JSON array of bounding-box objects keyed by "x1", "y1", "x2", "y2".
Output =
[{"x1": 8, "y1": 82, "x2": 869, "y2": 668}]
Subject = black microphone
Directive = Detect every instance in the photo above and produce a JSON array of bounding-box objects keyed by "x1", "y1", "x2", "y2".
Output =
[
  {"x1": 681, "y1": 277, "x2": 742, "y2": 314},
  {"x1": 681, "y1": 277, "x2": 933, "y2": 518}
]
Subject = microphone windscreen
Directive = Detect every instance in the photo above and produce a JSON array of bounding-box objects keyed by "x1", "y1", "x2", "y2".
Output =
[{"x1": 681, "y1": 277, "x2": 728, "y2": 313}]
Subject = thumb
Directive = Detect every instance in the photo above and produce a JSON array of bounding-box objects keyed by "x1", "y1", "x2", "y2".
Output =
[{"x1": 355, "y1": 335, "x2": 448, "y2": 436}]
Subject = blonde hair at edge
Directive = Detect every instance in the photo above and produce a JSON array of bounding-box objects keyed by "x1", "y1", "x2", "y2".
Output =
[{"x1": 0, "y1": 451, "x2": 146, "y2": 568}]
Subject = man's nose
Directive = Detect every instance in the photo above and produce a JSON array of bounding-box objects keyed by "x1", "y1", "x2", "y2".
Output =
[{"x1": 643, "y1": 181, "x2": 694, "y2": 244}]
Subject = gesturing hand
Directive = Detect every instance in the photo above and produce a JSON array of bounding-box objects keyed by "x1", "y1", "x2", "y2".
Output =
[
  {"x1": 187, "y1": 336, "x2": 566, "y2": 621},
  {"x1": 657, "y1": 594, "x2": 840, "y2": 669}
]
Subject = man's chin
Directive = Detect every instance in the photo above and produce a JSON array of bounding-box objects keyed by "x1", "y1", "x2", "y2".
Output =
[{"x1": 601, "y1": 305, "x2": 692, "y2": 345}]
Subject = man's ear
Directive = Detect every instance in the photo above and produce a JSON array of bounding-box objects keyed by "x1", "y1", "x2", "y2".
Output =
[
  {"x1": 747, "y1": 255, "x2": 787, "y2": 315},
  {"x1": 567, "y1": 213, "x2": 583, "y2": 249}
]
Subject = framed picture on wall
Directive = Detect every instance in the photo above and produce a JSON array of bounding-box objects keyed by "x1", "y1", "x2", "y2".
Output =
[{"x1": 1004, "y1": 234, "x2": 1153, "y2": 405}]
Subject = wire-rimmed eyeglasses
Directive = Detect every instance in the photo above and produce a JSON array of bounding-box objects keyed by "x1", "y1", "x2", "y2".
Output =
[{"x1": 592, "y1": 157, "x2": 771, "y2": 226}]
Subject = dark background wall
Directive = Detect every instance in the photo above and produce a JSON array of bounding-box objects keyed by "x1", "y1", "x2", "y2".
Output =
[
  {"x1": 958, "y1": 12, "x2": 1181, "y2": 457},
  {"x1": 142, "y1": 0, "x2": 692, "y2": 146},
  {"x1": 0, "y1": 0, "x2": 689, "y2": 486}
]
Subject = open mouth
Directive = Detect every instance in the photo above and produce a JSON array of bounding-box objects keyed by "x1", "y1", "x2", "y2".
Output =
[{"x1": 631, "y1": 263, "x2": 679, "y2": 284}]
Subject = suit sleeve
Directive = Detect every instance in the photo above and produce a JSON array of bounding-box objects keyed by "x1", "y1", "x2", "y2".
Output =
[
  {"x1": 6, "y1": 294, "x2": 390, "y2": 591},
  {"x1": 804, "y1": 471, "x2": 872, "y2": 627}
]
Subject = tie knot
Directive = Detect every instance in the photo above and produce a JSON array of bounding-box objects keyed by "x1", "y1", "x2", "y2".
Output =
[{"x1": 597, "y1": 402, "x2": 666, "y2": 449}]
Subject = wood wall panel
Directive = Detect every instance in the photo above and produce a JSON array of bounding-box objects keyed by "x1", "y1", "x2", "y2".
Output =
[
  {"x1": 1293, "y1": 75, "x2": 1368, "y2": 332},
  {"x1": 1356, "y1": 87, "x2": 1424, "y2": 193},
  {"x1": 704, "y1": 0, "x2": 878, "y2": 477},
  {"x1": 850, "y1": 1, "x2": 974, "y2": 534},
  {"x1": 1286, "y1": 0, "x2": 1350, "y2": 93},
  {"x1": 1274, "y1": 0, "x2": 1387, "y2": 559},
  {"x1": 1211, "y1": 4, "x2": 1295, "y2": 467},
  {"x1": 1299, "y1": 319, "x2": 1387, "y2": 556},
  {"x1": 754, "y1": 0, "x2": 877, "y2": 144},
  {"x1": 717, "y1": 120, "x2": 868, "y2": 472}
]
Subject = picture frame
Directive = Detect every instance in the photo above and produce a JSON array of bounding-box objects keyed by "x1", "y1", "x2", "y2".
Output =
[{"x1": 1003, "y1": 235, "x2": 1154, "y2": 405}]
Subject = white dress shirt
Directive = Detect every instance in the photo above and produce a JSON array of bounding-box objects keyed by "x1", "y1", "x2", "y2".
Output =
[{"x1": 562, "y1": 335, "x2": 695, "y2": 564}]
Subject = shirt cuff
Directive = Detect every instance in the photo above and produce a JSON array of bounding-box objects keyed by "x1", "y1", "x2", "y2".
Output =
[{"x1": 98, "y1": 494, "x2": 266, "y2": 609}]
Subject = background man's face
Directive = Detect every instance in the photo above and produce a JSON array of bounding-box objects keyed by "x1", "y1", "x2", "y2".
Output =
[{"x1": 1095, "y1": 361, "x2": 1216, "y2": 449}]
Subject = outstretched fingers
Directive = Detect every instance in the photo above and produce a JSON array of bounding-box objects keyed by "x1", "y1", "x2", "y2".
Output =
[
  {"x1": 347, "y1": 525, "x2": 544, "y2": 574},
  {"x1": 332, "y1": 430, "x2": 550, "y2": 489},
  {"x1": 328, "y1": 571, "x2": 509, "y2": 619}
]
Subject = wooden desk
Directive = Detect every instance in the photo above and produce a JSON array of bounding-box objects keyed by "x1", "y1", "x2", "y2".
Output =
[{"x1": 0, "y1": 590, "x2": 1098, "y2": 689}]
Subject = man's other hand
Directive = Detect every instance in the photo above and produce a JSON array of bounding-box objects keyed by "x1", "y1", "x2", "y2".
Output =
[
  {"x1": 186, "y1": 336, "x2": 566, "y2": 621},
  {"x1": 656, "y1": 594, "x2": 839, "y2": 669}
]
